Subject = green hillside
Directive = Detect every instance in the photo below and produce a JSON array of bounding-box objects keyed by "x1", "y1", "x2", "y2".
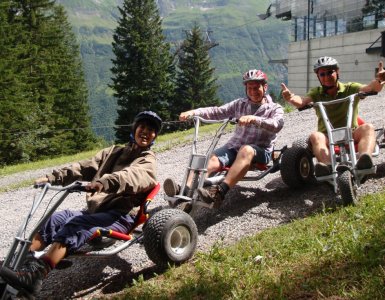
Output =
[{"x1": 57, "y1": 0, "x2": 290, "y2": 141}]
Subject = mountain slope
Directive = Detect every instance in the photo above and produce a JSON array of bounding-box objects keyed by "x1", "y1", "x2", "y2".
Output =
[{"x1": 57, "y1": 0, "x2": 289, "y2": 140}]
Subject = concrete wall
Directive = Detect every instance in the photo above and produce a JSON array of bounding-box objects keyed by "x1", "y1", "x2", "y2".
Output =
[{"x1": 287, "y1": 28, "x2": 384, "y2": 95}]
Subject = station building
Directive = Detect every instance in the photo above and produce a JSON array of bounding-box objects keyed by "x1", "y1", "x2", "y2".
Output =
[{"x1": 267, "y1": 0, "x2": 385, "y2": 94}]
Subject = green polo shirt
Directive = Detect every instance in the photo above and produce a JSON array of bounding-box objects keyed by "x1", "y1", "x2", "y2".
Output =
[{"x1": 307, "y1": 82, "x2": 363, "y2": 133}]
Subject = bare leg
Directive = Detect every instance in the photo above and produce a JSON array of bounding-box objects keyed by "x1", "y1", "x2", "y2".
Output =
[
  {"x1": 30, "y1": 233, "x2": 46, "y2": 252},
  {"x1": 354, "y1": 123, "x2": 375, "y2": 156},
  {"x1": 44, "y1": 242, "x2": 67, "y2": 266},
  {"x1": 206, "y1": 155, "x2": 222, "y2": 176},
  {"x1": 309, "y1": 131, "x2": 330, "y2": 164},
  {"x1": 223, "y1": 145, "x2": 254, "y2": 188}
]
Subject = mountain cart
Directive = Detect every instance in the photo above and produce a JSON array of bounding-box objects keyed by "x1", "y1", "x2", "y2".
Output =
[
  {"x1": 164, "y1": 116, "x2": 287, "y2": 213},
  {"x1": 0, "y1": 181, "x2": 198, "y2": 299},
  {"x1": 280, "y1": 92, "x2": 385, "y2": 205}
]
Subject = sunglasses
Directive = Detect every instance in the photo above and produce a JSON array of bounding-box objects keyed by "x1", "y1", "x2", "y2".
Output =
[{"x1": 319, "y1": 70, "x2": 336, "y2": 77}]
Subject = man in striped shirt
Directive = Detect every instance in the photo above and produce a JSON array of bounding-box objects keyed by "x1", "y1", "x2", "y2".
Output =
[{"x1": 166, "y1": 69, "x2": 284, "y2": 208}]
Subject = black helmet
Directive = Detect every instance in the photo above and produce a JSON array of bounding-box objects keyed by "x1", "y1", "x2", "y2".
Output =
[{"x1": 133, "y1": 111, "x2": 162, "y2": 135}]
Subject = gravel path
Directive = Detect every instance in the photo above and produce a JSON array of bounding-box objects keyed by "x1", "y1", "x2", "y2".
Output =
[{"x1": 0, "y1": 92, "x2": 385, "y2": 299}]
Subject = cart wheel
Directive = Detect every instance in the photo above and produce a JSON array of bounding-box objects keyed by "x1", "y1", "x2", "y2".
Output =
[
  {"x1": 0, "y1": 282, "x2": 7, "y2": 299},
  {"x1": 0, "y1": 282, "x2": 13, "y2": 300},
  {"x1": 280, "y1": 146, "x2": 315, "y2": 188},
  {"x1": 143, "y1": 209, "x2": 198, "y2": 267},
  {"x1": 292, "y1": 137, "x2": 310, "y2": 150},
  {"x1": 175, "y1": 201, "x2": 193, "y2": 214},
  {"x1": 337, "y1": 170, "x2": 358, "y2": 206}
]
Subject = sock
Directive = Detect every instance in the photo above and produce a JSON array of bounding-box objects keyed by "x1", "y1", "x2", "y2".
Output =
[
  {"x1": 40, "y1": 255, "x2": 55, "y2": 270},
  {"x1": 218, "y1": 182, "x2": 230, "y2": 197}
]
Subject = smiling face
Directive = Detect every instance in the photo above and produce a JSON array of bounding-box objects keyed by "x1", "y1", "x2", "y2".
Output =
[
  {"x1": 246, "y1": 81, "x2": 267, "y2": 104},
  {"x1": 317, "y1": 67, "x2": 339, "y2": 88},
  {"x1": 134, "y1": 121, "x2": 157, "y2": 148}
]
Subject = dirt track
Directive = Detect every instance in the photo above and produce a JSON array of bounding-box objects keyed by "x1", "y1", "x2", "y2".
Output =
[{"x1": 0, "y1": 92, "x2": 384, "y2": 299}]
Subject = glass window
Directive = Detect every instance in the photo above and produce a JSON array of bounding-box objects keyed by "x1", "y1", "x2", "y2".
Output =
[
  {"x1": 326, "y1": 19, "x2": 336, "y2": 36},
  {"x1": 315, "y1": 19, "x2": 324, "y2": 38},
  {"x1": 296, "y1": 17, "x2": 305, "y2": 41},
  {"x1": 336, "y1": 18, "x2": 346, "y2": 35},
  {"x1": 363, "y1": 14, "x2": 376, "y2": 29}
]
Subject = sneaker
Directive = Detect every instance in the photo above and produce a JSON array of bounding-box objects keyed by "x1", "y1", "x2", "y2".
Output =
[
  {"x1": 163, "y1": 178, "x2": 180, "y2": 197},
  {"x1": 356, "y1": 153, "x2": 373, "y2": 170},
  {"x1": 314, "y1": 162, "x2": 332, "y2": 177},
  {"x1": 0, "y1": 257, "x2": 51, "y2": 295},
  {"x1": 197, "y1": 185, "x2": 224, "y2": 209},
  {"x1": 24, "y1": 251, "x2": 71, "y2": 269},
  {"x1": 88, "y1": 236, "x2": 116, "y2": 250}
]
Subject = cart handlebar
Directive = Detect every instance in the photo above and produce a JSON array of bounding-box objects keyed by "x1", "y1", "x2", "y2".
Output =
[
  {"x1": 192, "y1": 116, "x2": 237, "y2": 124},
  {"x1": 33, "y1": 181, "x2": 96, "y2": 193},
  {"x1": 297, "y1": 91, "x2": 378, "y2": 111}
]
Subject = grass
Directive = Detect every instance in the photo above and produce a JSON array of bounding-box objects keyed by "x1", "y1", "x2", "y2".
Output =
[
  {"x1": 115, "y1": 191, "x2": 385, "y2": 299},
  {"x1": 0, "y1": 149, "x2": 101, "y2": 177}
]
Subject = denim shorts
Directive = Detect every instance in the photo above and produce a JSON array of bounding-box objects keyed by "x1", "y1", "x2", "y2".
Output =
[{"x1": 213, "y1": 145, "x2": 271, "y2": 168}]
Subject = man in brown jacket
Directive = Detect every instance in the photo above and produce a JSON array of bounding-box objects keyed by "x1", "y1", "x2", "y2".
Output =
[{"x1": 0, "y1": 111, "x2": 162, "y2": 296}]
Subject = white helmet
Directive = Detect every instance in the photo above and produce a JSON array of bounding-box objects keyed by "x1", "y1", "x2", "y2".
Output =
[
  {"x1": 313, "y1": 56, "x2": 339, "y2": 73},
  {"x1": 242, "y1": 69, "x2": 268, "y2": 84}
]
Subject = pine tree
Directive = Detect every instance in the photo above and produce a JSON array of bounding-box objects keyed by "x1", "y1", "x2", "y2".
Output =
[
  {"x1": 0, "y1": 0, "x2": 38, "y2": 164},
  {"x1": 171, "y1": 24, "x2": 220, "y2": 120},
  {"x1": 110, "y1": 0, "x2": 175, "y2": 143},
  {"x1": 362, "y1": 0, "x2": 385, "y2": 29},
  {"x1": 0, "y1": 0, "x2": 95, "y2": 164},
  {"x1": 41, "y1": 5, "x2": 96, "y2": 156}
]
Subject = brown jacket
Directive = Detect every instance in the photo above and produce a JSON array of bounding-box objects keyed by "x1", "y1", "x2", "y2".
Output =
[{"x1": 46, "y1": 142, "x2": 157, "y2": 213}]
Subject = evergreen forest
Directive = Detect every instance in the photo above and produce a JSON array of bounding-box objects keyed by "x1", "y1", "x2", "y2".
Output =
[
  {"x1": 0, "y1": 0, "x2": 291, "y2": 164},
  {"x1": 57, "y1": 0, "x2": 290, "y2": 141},
  {"x1": 0, "y1": 0, "x2": 96, "y2": 166}
]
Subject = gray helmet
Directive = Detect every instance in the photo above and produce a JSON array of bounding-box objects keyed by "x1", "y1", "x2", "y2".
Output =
[{"x1": 313, "y1": 56, "x2": 339, "y2": 73}]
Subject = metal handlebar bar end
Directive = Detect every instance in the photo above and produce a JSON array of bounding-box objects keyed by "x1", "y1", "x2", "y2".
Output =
[
  {"x1": 70, "y1": 181, "x2": 96, "y2": 193},
  {"x1": 33, "y1": 182, "x2": 49, "y2": 189},
  {"x1": 298, "y1": 104, "x2": 314, "y2": 111},
  {"x1": 230, "y1": 117, "x2": 238, "y2": 124},
  {"x1": 358, "y1": 91, "x2": 378, "y2": 99}
]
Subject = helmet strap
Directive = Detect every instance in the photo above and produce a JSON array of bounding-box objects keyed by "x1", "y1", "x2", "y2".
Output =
[{"x1": 317, "y1": 74, "x2": 339, "y2": 91}]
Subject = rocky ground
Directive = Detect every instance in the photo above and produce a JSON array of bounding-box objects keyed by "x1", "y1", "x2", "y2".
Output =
[{"x1": 0, "y1": 92, "x2": 384, "y2": 299}]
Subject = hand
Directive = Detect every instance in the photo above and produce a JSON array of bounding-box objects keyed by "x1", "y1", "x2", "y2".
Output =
[
  {"x1": 86, "y1": 182, "x2": 103, "y2": 194},
  {"x1": 179, "y1": 110, "x2": 194, "y2": 121},
  {"x1": 34, "y1": 177, "x2": 48, "y2": 185},
  {"x1": 376, "y1": 61, "x2": 385, "y2": 84},
  {"x1": 281, "y1": 83, "x2": 294, "y2": 102},
  {"x1": 238, "y1": 115, "x2": 258, "y2": 126}
]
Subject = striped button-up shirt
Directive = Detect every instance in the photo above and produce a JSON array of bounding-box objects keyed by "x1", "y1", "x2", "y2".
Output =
[{"x1": 193, "y1": 95, "x2": 284, "y2": 152}]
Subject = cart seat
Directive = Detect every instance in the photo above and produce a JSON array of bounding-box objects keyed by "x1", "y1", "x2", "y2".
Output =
[
  {"x1": 334, "y1": 116, "x2": 364, "y2": 155},
  {"x1": 88, "y1": 183, "x2": 160, "y2": 243}
]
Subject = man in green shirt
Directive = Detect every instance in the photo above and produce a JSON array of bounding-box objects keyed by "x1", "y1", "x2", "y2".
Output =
[{"x1": 281, "y1": 56, "x2": 385, "y2": 176}]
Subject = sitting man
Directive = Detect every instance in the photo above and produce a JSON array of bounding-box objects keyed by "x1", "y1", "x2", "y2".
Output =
[
  {"x1": 164, "y1": 69, "x2": 284, "y2": 208},
  {"x1": 281, "y1": 56, "x2": 385, "y2": 176},
  {"x1": 0, "y1": 111, "x2": 162, "y2": 296}
]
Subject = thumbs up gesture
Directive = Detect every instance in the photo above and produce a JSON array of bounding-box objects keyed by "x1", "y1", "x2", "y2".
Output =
[
  {"x1": 281, "y1": 83, "x2": 294, "y2": 102},
  {"x1": 376, "y1": 61, "x2": 385, "y2": 84}
]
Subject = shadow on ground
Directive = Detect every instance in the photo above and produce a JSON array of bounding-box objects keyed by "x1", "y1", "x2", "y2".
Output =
[
  {"x1": 192, "y1": 176, "x2": 339, "y2": 235},
  {"x1": 37, "y1": 255, "x2": 164, "y2": 299}
]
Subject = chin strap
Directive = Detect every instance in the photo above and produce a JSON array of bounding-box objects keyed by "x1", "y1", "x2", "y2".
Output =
[
  {"x1": 322, "y1": 85, "x2": 336, "y2": 91},
  {"x1": 318, "y1": 75, "x2": 339, "y2": 92}
]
